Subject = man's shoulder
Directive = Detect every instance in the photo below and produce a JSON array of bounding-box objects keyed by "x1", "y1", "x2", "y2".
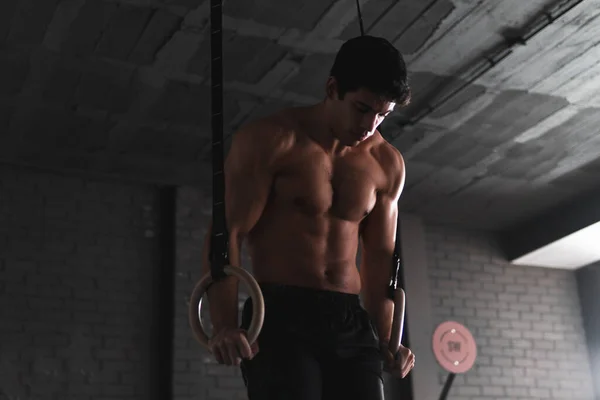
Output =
[
  {"x1": 370, "y1": 133, "x2": 406, "y2": 195},
  {"x1": 233, "y1": 109, "x2": 298, "y2": 157},
  {"x1": 243, "y1": 106, "x2": 302, "y2": 134},
  {"x1": 371, "y1": 133, "x2": 404, "y2": 173}
]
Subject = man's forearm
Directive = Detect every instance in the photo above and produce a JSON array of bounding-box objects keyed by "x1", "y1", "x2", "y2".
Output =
[
  {"x1": 201, "y1": 228, "x2": 243, "y2": 333},
  {"x1": 363, "y1": 293, "x2": 395, "y2": 345}
]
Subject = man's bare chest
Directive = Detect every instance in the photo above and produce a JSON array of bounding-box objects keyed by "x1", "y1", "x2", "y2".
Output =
[{"x1": 272, "y1": 149, "x2": 385, "y2": 221}]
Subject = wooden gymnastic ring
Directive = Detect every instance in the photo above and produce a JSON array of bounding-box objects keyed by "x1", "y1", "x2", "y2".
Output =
[
  {"x1": 388, "y1": 288, "x2": 406, "y2": 354},
  {"x1": 188, "y1": 265, "x2": 265, "y2": 350}
]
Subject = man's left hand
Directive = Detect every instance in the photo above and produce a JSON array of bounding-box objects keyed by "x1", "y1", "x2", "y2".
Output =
[{"x1": 381, "y1": 343, "x2": 415, "y2": 379}]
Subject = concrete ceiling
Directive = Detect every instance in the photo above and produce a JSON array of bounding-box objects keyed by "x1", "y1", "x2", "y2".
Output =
[{"x1": 1, "y1": 0, "x2": 599, "y2": 233}]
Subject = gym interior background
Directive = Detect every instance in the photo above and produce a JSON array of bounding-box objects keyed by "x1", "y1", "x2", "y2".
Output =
[{"x1": 1, "y1": 0, "x2": 599, "y2": 399}]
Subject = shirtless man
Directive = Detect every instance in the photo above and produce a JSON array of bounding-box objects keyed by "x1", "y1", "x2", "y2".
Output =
[{"x1": 201, "y1": 35, "x2": 415, "y2": 399}]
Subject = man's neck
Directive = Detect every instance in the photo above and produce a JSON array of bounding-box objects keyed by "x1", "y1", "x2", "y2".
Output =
[{"x1": 305, "y1": 103, "x2": 347, "y2": 155}]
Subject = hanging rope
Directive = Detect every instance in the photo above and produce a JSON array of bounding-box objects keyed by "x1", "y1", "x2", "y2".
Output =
[
  {"x1": 355, "y1": 0, "x2": 365, "y2": 36},
  {"x1": 209, "y1": 0, "x2": 229, "y2": 282},
  {"x1": 188, "y1": 0, "x2": 265, "y2": 350}
]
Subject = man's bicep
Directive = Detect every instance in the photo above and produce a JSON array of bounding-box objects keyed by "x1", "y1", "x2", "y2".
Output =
[
  {"x1": 361, "y1": 147, "x2": 406, "y2": 255},
  {"x1": 224, "y1": 126, "x2": 273, "y2": 236},
  {"x1": 361, "y1": 194, "x2": 398, "y2": 257}
]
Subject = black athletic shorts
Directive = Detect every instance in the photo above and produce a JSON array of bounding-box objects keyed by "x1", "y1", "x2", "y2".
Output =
[{"x1": 240, "y1": 283, "x2": 385, "y2": 400}]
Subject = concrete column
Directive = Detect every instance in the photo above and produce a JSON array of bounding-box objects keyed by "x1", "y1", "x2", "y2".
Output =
[{"x1": 576, "y1": 262, "x2": 600, "y2": 398}]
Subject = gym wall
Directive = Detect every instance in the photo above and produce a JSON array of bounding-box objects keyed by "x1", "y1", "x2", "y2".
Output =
[
  {"x1": 423, "y1": 226, "x2": 595, "y2": 399},
  {"x1": 0, "y1": 166, "x2": 596, "y2": 400},
  {"x1": 0, "y1": 165, "x2": 161, "y2": 399}
]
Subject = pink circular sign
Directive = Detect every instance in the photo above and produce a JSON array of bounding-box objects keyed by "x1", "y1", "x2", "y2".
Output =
[{"x1": 432, "y1": 321, "x2": 477, "y2": 374}]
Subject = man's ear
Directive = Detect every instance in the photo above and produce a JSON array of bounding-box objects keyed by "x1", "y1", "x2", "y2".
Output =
[{"x1": 325, "y1": 77, "x2": 338, "y2": 100}]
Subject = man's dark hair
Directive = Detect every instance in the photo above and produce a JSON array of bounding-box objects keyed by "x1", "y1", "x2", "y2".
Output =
[{"x1": 330, "y1": 35, "x2": 411, "y2": 106}]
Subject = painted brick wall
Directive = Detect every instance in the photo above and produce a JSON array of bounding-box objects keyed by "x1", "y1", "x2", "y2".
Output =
[
  {"x1": 174, "y1": 186, "x2": 249, "y2": 400},
  {"x1": 425, "y1": 225, "x2": 595, "y2": 400},
  {"x1": 0, "y1": 165, "x2": 160, "y2": 400}
]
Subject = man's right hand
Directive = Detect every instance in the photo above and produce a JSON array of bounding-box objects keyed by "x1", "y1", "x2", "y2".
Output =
[{"x1": 209, "y1": 328, "x2": 259, "y2": 366}]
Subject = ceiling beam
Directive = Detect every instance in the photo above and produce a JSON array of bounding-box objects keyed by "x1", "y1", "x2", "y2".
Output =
[{"x1": 499, "y1": 186, "x2": 600, "y2": 262}]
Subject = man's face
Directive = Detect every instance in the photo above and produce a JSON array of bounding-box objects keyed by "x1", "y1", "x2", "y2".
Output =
[{"x1": 327, "y1": 78, "x2": 396, "y2": 147}]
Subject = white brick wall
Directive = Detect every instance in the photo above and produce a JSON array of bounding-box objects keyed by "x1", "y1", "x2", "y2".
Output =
[{"x1": 425, "y1": 225, "x2": 595, "y2": 400}]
